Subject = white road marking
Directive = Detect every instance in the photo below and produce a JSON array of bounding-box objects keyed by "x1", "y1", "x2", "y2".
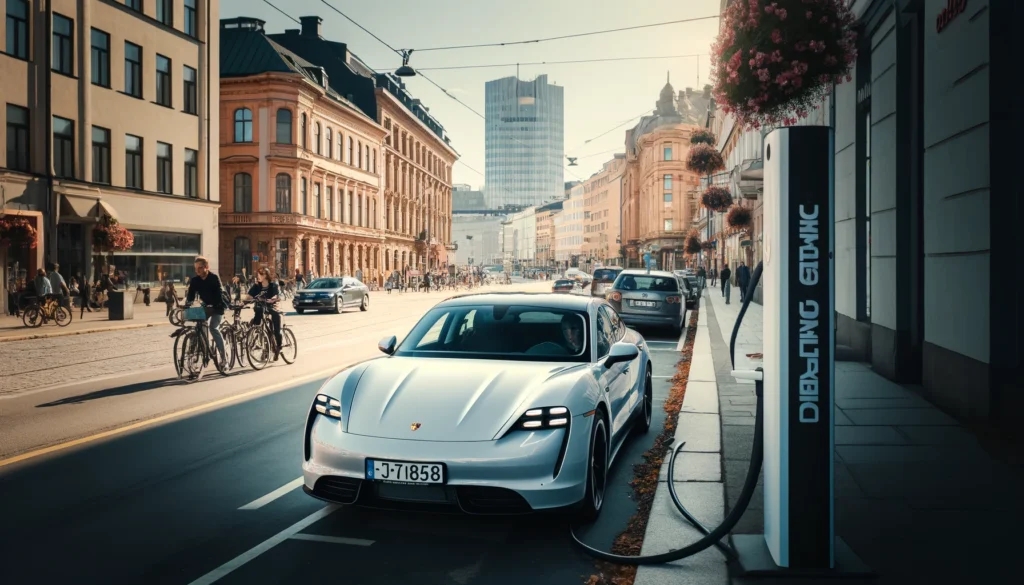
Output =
[
  {"x1": 187, "y1": 505, "x2": 338, "y2": 585},
  {"x1": 675, "y1": 324, "x2": 689, "y2": 351},
  {"x1": 238, "y1": 477, "x2": 304, "y2": 510},
  {"x1": 289, "y1": 533, "x2": 374, "y2": 546}
]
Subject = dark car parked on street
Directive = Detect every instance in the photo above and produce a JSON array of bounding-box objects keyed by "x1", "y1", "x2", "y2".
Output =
[
  {"x1": 605, "y1": 269, "x2": 686, "y2": 334},
  {"x1": 293, "y1": 277, "x2": 369, "y2": 314},
  {"x1": 552, "y1": 279, "x2": 578, "y2": 294}
]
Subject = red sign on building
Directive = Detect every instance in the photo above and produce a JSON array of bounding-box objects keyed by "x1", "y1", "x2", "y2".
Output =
[{"x1": 936, "y1": 0, "x2": 968, "y2": 33}]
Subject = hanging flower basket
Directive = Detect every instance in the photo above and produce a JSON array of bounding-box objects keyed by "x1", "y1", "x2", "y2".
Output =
[
  {"x1": 92, "y1": 217, "x2": 134, "y2": 252},
  {"x1": 685, "y1": 232, "x2": 703, "y2": 255},
  {"x1": 686, "y1": 144, "x2": 726, "y2": 176},
  {"x1": 701, "y1": 186, "x2": 734, "y2": 212},
  {"x1": 711, "y1": 0, "x2": 857, "y2": 130},
  {"x1": 701, "y1": 241, "x2": 715, "y2": 251},
  {"x1": 689, "y1": 128, "x2": 717, "y2": 146},
  {"x1": 726, "y1": 205, "x2": 753, "y2": 229},
  {"x1": 0, "y1": 216, "x2": 38, "y2": 249}
]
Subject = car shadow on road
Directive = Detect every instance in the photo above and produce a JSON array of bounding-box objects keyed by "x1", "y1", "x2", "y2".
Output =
[{"x1": 35, "y1": 369, "x2": 258, "y2": 408}]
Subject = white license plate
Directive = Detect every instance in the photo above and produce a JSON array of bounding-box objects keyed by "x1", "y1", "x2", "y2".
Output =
[
  {"x1": 632, "y1": 300, "x2": 657, "y2": 307},
  {"x1": 366, "y1": 459, "x2": 445, "y2": 484}
]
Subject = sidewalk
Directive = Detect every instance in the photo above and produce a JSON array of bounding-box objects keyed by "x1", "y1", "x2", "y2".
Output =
[
  {"x1": 700, "y1": 287, "x2": 1024, "y2": 584},
  {"x1": 0, "y1": 301, "x2": 172, "y2": 342}
]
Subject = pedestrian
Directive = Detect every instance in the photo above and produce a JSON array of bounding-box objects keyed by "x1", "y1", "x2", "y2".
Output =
[
  {"x1": 697, "y1": 265, "x2": 707, "y2": 293},
  {"x1": 165, "y1": 281, "x2": 179, "y2": 317},
  {"x1": 710, "y1": 266, "x2": 717, "y2": 287},
  {"x1": 33, "y1": 268, "x2": 53, "y2": 298},
  {"x1": 78, "y1": 275, "x2": 93, "y2": 317},
  {"x1": 47, "y1": 262, "x2": 70, "y2": 308},
  {"x1": 295, "y1": 269, "x2": 305, "y2": 289},
  {"x1": 720, "y1": 264, "x2": 732, "y2": 305},
  {"x1": 736, "y1": 262, "x2": 751, "y2": 303}
]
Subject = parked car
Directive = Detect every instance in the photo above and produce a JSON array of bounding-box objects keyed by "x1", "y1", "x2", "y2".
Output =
[
  {"x1": 293, "y1": 277, "x2": 369, "y2": 314},
  {"x1": 678, "y1": 275, "x2": 700, "y2": 309},
  {"x1": 590, "y1": 267, "x2": 624, "y2": 298},
  {"x1": 552, "y1": 279, "x2": 577, "y2": 294},
  {"x1": 302, "y1": 293, "x2": 653, "y2": 519},
  {"x1": 605, "y1": 269, "x2": 686, "y2": 334},
  {"x1": 564, "y1": 269, "x2": 592, "y2": 286}
]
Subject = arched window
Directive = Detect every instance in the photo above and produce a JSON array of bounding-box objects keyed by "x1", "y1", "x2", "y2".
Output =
[
  {"x1": 325, "y1": 128, "x2": 333, "y2": 158},
  {"x1": 357, "y1": 141, "x2": 363, "y2": 168},
  {"x1": 348, "y1": 137, "x2": 354, "y2": 165},
  {"x1": 313, "y1": 122, "x2": 321, "y2": 155},
  {"x1": 234, "y1": 108, "x2": 253, "y2": 142},
  {"x1": 233, "y1": 236, "x2": 251, "y2": 276},
  {"x1": 300, "y1": 113, "x2": 307, "y2": 149},
  {"x1": 372, "y1": 150, "x2": 376, "y2": 174},
  {"x1": 335, "y1": 131, "x2": 343, "y2": 160},
  {"x1": 275, "y1": 173, "x2": 292, "y2": 213},
  {"x1": 234, "y1": 173, "x2": 252, "y2": 212},
  {"x1": 364, "y1": 145, "x2": 369, "y2": 170},
  {"x1": 275, "y1": 109, "x2": 292, "y2": 144}
]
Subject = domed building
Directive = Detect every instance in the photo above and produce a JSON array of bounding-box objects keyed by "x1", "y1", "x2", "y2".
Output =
[{"x1": 620, "y1": 76, "x2": 712, "y2": 269}]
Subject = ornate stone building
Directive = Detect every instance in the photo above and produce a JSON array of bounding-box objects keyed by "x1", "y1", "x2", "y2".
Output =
[{"x1": 217, "y1": 18, "x2": 387, "y2": 282}]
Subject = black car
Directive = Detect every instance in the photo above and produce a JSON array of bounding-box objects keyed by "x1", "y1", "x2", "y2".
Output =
[
  {"x1": 677, "y1": 275, "x2": 700, "y2": 309},
  {"x1": 551, "y1": 279, "x2": 577, "y2": 293},
  {"x1": 293, "y1": 277, "x2": 369, "y2": 314}
]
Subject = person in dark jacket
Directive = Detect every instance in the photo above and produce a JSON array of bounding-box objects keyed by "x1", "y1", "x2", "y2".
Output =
[
  {"x1": 248, "y1": 267, "x2": 283, "y2": 361},
  {"x1": 720, "y1": 265, "x2": 732, "y2": 304},
  {"x1": 185, "y1": 256, "x2": 227, "y2": 362},
  {"x1": 736, "y1": 262, "x2": 751, "y2": 302}
]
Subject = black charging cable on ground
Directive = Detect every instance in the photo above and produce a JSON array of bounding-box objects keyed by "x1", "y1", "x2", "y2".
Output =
[{"x1": 571, "y1": 262, "x2": 764, "y2": 565}]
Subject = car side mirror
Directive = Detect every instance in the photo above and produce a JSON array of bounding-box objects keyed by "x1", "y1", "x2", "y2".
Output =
[
  {"x1": 604, "y1": 342, "x2": 639, "y2": 368},
  {"x1": 378, "y1": 335, "x2": 397, "y2": 355}
]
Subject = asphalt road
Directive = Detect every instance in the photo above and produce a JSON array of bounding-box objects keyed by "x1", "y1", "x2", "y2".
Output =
[{"x1": 0, "y1": 282, "x2": 687, "y2": 585}]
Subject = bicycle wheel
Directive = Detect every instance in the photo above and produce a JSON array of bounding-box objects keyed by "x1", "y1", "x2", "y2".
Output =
[
  {"x1": 247, "y1": 327, "x2": 272, "y2": 370},
  {"x1": 172, "y1": 331, "x2": 185, "y2": 379},
  {"x1": 182, "y1": 330, "x2": 205, "y2": 380},
  {"x1": 53, "y1": 305, "x2": 72, "y2": 327},
  {"x1": 22, "y1": 306, "x2": 42, "y2": 328},
  {"x1": 170, "y1": 307, "x2": 184, "y2": 327},
  {"x1": 279, "y1": 327, "x2": 298, "y2": 364},
  {"x1": 234, "y1": 324, "x2": 251, "y2": 368},
  {"x1": 220, "y1": 326, "x2": 238, "y2": 370}
]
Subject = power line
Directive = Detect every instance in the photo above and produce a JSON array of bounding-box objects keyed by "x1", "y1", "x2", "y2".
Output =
[
  {"x1": 263, "y1": 0, "x2": 300, "y2": 25},
  {"x1": 567, "y1": 109, "x2": 651, "y2": 153},
  {"x1": 409, "y1": 54, "x2": 707, "y2": 72},
  {"x1": 410, "y1": 15, "x2": 721, "y2": 53},
  {"x1": 318, "y1": 0, "x2": 402, "y2": 54}
]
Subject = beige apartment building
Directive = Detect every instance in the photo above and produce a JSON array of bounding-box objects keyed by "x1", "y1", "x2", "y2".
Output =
[
  {"x1": 1, "y1": 0, "x2": 219, "y2": 301},
  {"x1": 534, "y1": 200, "x2": 562, "y2": 268},
  {"x1": 582, "y1": 154, "x2": 625, "y2": 265}
]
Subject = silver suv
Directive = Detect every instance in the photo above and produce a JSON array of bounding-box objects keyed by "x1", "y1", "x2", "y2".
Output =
[{"x1": 605, "y1": 269, "x2": 686, "y2": 334}]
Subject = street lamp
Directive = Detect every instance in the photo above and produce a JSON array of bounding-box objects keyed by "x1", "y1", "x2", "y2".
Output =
[{"x1": 395, "y1": 50, "x2": 416, "y2": 77}]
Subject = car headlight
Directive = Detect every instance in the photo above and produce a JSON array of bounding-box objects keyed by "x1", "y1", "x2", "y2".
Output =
[
  {"x1": 512, "y1": 406, "x2": 569, "y2": 430},
  {"x1": 314, "y1": 394, "x2": 342, "y2": 419}
]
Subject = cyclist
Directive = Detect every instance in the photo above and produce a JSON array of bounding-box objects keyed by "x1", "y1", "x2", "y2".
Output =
[
  {"x1": 185, "y1": 256, "x2": 227, "y2": 363},
  {"x1": 248, "y1": 267, "x2": 283, "y2": 361}
]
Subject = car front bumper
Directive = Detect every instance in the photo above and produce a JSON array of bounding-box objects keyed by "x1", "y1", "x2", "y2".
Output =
[
  {"x1": 293, "y1": 296, "x2": 335, "y2": 308},
  {"x1": 303, "y1": 413, "x2": 592, "y2": 513}
]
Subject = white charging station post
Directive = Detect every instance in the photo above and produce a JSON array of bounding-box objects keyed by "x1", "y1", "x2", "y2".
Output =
[{"x1": 730, "y1": 126, "x2": 870, "y2": 576}]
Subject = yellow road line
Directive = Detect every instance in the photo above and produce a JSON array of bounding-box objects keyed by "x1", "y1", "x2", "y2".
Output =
[{"x1": 0, "y1": 365, "x2": 342, "y2": 470}]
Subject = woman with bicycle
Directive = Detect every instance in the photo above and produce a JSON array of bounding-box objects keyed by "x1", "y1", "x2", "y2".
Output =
[{"x1": 248, "y1": 267, "x2": 283, "y2": 361}]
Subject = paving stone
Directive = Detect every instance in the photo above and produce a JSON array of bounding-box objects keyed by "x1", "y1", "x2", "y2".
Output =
[
  {"x1": 680, "y1": 381, "x2": 719, "y2": 414},
  {"x1": 658, "y1": 451, "x2": 722, "y2": 482},
  {"x1": 688, "y1": 351, "x2": 716, "y2": 382},
  {"x1": 836, "y1": 396, "x2": 933, "y2": 410},
  {"x1": 897, "y1": 425, "x2": 980, "y2": 446},
  {"x1": 835, "y1": 425, "x2": 907, "y2": 445},
  {"x1": 674, "y1": 412, "x2": 721, "y2": 452},
  {"x1": 722, "y1": 424, "x2": 756, "y2": 461},
  {"x1": 722, "y1": 416, "x2": 756, "y2": 426},
  {"x1": 835, "y1": 408, "x2": 855, "y2": 425},
  {"x1": 844, "y1": 407, "x2": 958, "y2": 426},
  {"x1": 837, "y1": 444, "x2": 986, "y2": 464},
  {"x1": 634, "y1": 484, "x2": 729, "y2": 585}
]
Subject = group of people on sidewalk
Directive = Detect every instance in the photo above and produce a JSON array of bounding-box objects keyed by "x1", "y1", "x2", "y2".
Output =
[
  {"x1": 5, "y1": 262, "x2": 119, "y2": 319},
  {"x1": 692, "y1": 262, "x2": 753, "y2": 305}
]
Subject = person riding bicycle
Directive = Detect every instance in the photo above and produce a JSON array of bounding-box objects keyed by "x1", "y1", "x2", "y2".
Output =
[
  {"x1": 185, "y1": 256, "x2": 227, "y2": 363},
  {"x1": 248, "y1": 267, "x2": 283, "y2": 361}
]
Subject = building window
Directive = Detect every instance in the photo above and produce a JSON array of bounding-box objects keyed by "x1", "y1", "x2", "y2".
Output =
[
  {"x1": 664, "y1": 193, "x2": 672, "y2": 206},
  {"x1": 183, "y1": 66, "x2": 197, "y2": 114},
  {"x1": 125, "y1": 134, "x2": 142, "y2": 189},
  {"x1": 300, "y1": 178, "x2": 307, "y2": 215},
  {"x1": 184, "y1": 149, "x2": 197, "y2": 198},
  {"x1": 92, "y1": 126, "x2": 110, "y2": 184},
  {"x1": 348, "y1": 191, "x2": 353, "y2": 224},
  {"x1": 276, "y1": 109, "x2": 292, "y2": 144},
  {"x1": 5, "y1": 104, "x2": 29, "y2": 171},
  {"x1": 347, "y1": 137, "x2": 353, "y2": 164},
  {"x1": 663, "y1": 146, "x2": 672, "y2": 161},
  {"x1": 300, "y1": 113, "x2": 307, "y2": 149},
  {"x1": 275, "y1": 174, "x2": 292, "y2": 213},
  {"x1": 53, "y1": 116, "x2": 74, "y2": 178},
  {"x1": 124, "y1": 42, "x2": 142, "y2": 98},
  {"x1": 155, "y1": 0, "x2": 172, "y2": 27},
  {"x1": 155, "y1": 55, "x2": 171, "y2": 107},
  {"x1": 156, "y1": 142, "x2": 172, "y2": 194},
  {"x1": 6, "y1": 0, "x2": 28, "y2": 60},
  {"x1": 234, "y1": 237, "x2": 251, "y2": 277},
  {"x1": 184, "y1": 0, "x2": 197, "y2": 38},
  {"x1": 234, "y1": 173, "x2": 252, "y2": 212},
  {"x1": 664, "y1": 219, "x2": 673, "y2": 231},
  {"x1": 125, "y1": 0, "x2": 141, "y2": 11},
  {"x1": 234, "y1": 108, "x2": 253, "y2": 142},
  {"x1": 663, "y1": 174, "x2": 672, "y2": 190},
  {"x1": 52, "y1": 14, "x2": 74, "y2": 75},
  {"x1": 314, "y1": 183, "x2": 322, "y2": 218},
  {"x1": 90, "y1": 29, "x2": 110, "y2": 87},
  {"x1": 326, "y1": 187, "x2": 333, "y2": 221},
  {"x1": 358, "y1": 143, "x2": 363, "y2": 169},
  {"x1": 313, "y1": 122, "x2": 321, "y2": 155},
  {"x1": 325, "y1": 128, "x2": 333, "y2": 158}
]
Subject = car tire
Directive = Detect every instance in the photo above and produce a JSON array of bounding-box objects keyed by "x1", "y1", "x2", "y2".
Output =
[
  {"x1": 635, "y1": 368, "x2": 653, "y2": 435},
  {"x1": 296, "y1": 308, "x2": 305, "y2": 315},
  {"x1": 577, "y1": 414, "x2": 609, "y2": 522},
  {"x1": 333, "y1": 296, "x2": 341, "y2": 314},
  {"x1": 360, "y1": 295, "x2": 368, "y2": 311}
]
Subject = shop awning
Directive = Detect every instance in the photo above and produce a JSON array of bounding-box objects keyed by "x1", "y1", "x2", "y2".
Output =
[
  {"x1": 59, "y1": 194, "x2": 99, "y2": 220},
  {"x1": 97, "y1": 200, "x2": 118, "y2": 220}
]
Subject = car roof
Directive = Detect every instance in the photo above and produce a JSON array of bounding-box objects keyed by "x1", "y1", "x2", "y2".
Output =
[
  {"x1": 436, "y1": 292, "x2": 595, "y2": 311},
  {"x1": 617, "y1": 269, "x2": 678, "y2": 278}
]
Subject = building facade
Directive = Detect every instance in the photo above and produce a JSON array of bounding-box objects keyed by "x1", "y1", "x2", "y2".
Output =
[
  {"x1": 484, "y1": 74, "x2": 564, "y2": 209},
  {"x1": 534, "y1": 200, "x2": 563, "y2": 268},
  {"x1": 506, "y1": 206, "x2": 536, "y2": 267},
  {"x1": 582, "y1": 154, "x2": 625, "y2": 265},
  {"x1": 555, "y1": 184, "x2": 584, "y2": 267},
  {"x1": 621, "y1": 80, "x2": 709, "y2": 270},
  {"x1": 1, "y1": 0, "x2": 220, "y2": 306}
]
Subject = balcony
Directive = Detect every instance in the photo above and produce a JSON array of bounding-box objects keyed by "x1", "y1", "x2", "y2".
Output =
[{"x1": 219, "y1": 212, "x2": 384, "y2": 240}]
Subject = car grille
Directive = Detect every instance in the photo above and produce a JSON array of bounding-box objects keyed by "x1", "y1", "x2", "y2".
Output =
[
  {"x1": 312, "y1": 476, "x2": 362, "y2": 504},
  {"x1": 456, "y1": 486, "x2": 532, "y2": 515}
]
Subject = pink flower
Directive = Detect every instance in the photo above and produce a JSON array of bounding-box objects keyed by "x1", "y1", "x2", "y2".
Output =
[
  {"x1": 771, "y1": 29, "x2": 783, "y2": 43},
  {"x1": 757, "y1": 68, "x2": 771, "y2": 82},
  {"x1": 777, "y1": 8, "x2": 788, "y2": 19},
  {"x1": 765, "y1": 3, "x2": 775, "y2": 14},
  {"x1": 771, "y1": 50, "x2": 783, "y2": 62},
  {"x1": 806, "y1": 10, "x2": 813, "y2": 19}
]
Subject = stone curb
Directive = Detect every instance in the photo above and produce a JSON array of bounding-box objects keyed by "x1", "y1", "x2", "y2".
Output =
[{"x1": 0, "y1": 321, "x2": 168, "y2": 343}]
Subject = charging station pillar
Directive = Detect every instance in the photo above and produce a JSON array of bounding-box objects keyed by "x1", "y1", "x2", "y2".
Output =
[{"x1": 760, "y1": 125, "x2": 835, "y2": 569}]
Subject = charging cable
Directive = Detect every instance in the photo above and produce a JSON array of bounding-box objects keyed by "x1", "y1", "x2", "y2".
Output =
[{"x1": 571, "y1": 262, "x2": 764, "y2": 565}]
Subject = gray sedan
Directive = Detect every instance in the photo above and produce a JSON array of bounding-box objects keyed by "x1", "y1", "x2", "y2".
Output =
[
  {"x1": 293, "y1": 277, "x2": 369, "y2": 314},
  {"x1": 605, "y1": 269, "x2": 686, "y2": 334}
]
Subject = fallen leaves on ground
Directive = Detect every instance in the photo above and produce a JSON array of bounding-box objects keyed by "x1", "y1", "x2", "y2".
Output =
[
  {"x1": 746, "y1": 352, "x2": 763, "y2": 360},
  {"x1": 584, "y1": 310, "x2": 699, "y2": 585}
]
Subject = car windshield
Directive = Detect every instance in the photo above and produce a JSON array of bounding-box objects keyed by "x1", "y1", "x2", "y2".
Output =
[
  {"x1": 554, "y1": 280, "x2": 574, "y2": 287},
  {"x1": 614, "y1": 274, "x2": 679, "y2": 293},
  {"x1": 307, "y1": 279, "x2": 342, "y2": 289},
  {"x1": 593, "y1": 269, "x2": 621, "y2": 282},
  {"x1": 395, "y1": 304, "x2": 590, "y2": 362}
]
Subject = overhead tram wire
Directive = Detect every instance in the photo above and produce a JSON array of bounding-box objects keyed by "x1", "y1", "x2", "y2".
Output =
[
  {"x1": 410, "y1": 54, "x2": 708, "y2": 72},
  {"x1": 263, "y1": 0, "x2": 301, "y2": 25}
]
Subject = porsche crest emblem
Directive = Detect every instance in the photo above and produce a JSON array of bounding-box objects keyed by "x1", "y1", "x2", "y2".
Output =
[{"x1": 410, "y1": 422, "x2": 422, "y2": 431}]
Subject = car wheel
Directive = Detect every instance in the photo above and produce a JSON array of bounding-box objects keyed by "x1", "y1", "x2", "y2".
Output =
[
  {"x1": 577, "y1": 414, "x2": 609, "y2": 522},
  {"x1": 360, "y1": 295, "x2": 368, "y2": 311},
  {"x1": 635, "y1": 368, "x2": 653, "y2": 435},
  {"x1": 296, "y1": 308, "x2": 305, "y2": 315},
  {"x1": 333, "y1": 295, "x2": 341, "y2": 314}
]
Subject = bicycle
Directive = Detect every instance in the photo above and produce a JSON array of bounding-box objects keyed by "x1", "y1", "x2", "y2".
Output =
[
  {"x1": 22, "y1": 295, "x2": 72, "y2": 328},
  {"x1": 177, "y1": 305, "x2": 229, "y2": 380},
  {"x1": 219, "y1": 300, "x2": 254, "y2": 370},
  {"x1": 246, "y1": 297, "x2": 297, "y2": 370}
]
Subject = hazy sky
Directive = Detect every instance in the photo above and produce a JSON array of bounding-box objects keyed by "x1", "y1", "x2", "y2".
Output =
[{"x1": 221, "y1": 0, "x2": 722, "y2": 186}]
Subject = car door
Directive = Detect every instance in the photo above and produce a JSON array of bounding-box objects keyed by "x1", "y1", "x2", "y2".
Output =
[
  {"x1": 595, "y1": 306, "x2": 631, "y2": 439},
  {"x1": 605, "y1": 306, "x2": 641, "y2": 413},
  {"x1": 341, "y1": 278, "x2": 356, "y2": 306}
]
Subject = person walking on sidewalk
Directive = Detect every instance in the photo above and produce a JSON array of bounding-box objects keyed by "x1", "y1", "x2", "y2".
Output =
[
  {"x1": 736, "y1": 262, "x2": 751, "y2": 303},
  {"x1": 697, "y1": 265, "x2": 707, "y2": 293},
  {"x1": 720, "y1": 265, "x2": 732, "y2": 304},
  {"x1": 709, "y1": 266, "x2": 718, "y2": 287}
]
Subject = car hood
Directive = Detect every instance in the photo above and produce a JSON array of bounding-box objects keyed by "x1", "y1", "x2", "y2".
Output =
[{"x1": 346, "y1": 357, "x2": 582, "y2": 442}]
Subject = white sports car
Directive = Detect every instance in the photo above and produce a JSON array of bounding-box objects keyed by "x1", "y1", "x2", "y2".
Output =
[{"x1": 302, "y1": 293, "x2": 654, "y2": 518}]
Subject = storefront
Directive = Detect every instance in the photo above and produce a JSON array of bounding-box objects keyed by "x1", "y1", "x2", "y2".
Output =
[{"x1": 111, "y1": 230, "x2": 203, "y2": 285}]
